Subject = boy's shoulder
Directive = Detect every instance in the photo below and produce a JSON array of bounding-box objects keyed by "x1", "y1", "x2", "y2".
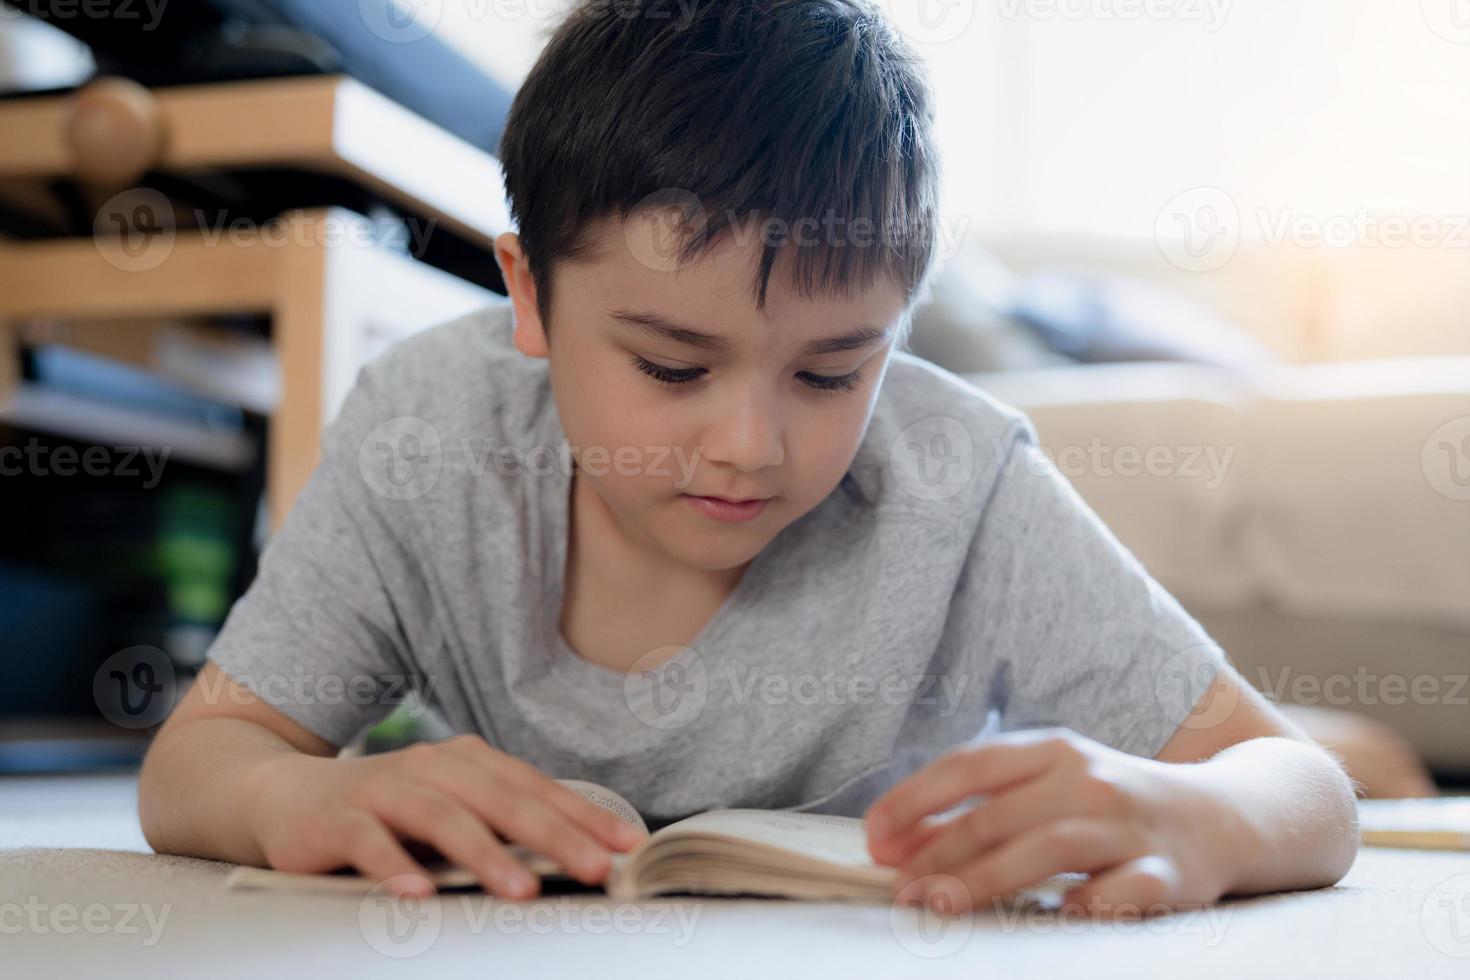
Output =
[
  {"x1": 348, "y1": 300, "x2": 545, "y2": 436},
  {"x1": 841, "y1": 347, "x2": 1034, "y2": 518}
]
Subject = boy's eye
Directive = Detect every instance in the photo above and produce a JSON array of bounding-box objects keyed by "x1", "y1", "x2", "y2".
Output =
[{"x1": 630, "y1": 355, "x2": 863, "y2": 393}]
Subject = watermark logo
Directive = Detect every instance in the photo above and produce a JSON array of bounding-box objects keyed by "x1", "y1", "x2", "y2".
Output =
[
  {"x1": 359, "y1": 416, "x2": 444, "y2": 501},
  {"x1": 92, "y1": 645, "x2": 176, "y2": 730},
  {"x1": 1422, "y1": 0, "x2": 1470, "y2": 44},
  {"x1": 997, "y1": 0, "x2": 1231, "y2": 31},
  {"x1": 0, "y1": 439, "x2": 170, "y2": 488},
  {"x1": 360, "y1": 0, "x2": 443, "y2": 44},
  {"x1": 624, "y1": 188, "x2": 709, "y2": 273},
  {"x1": 0, "y1": 897, "x2": 171, "y2": 945},
  {"x1": 889, "y1": 416, "x2": 975, "y2": 501},
  {"x1": 1254, "y1": 666, "x2": 1468, "y2": 709},
  {"x1": 880, "y1": 0, "x2": 977, "y2": 46},
  {"x1": 0, "y1": 0, "x2": 169, "y2": 30},
  {"x1": 623, "y1": 645, "x2": 708, "y2": 730},
  {"x1": 94, "y1": 188, "x2": 176, "y2": 273},
  {"x1": 457, "y1": 896, "x2": 703, "y2": 944},
  {"x1": 359, "y1": 875, "x2": 442, "y2": 958},
  {"x1": 1156, "y1": 186, "x2": 1240, "y2": 272},
  {"x1": 1423, "y1": 416, "x2": 1470, "y2": 501},
  {"x1": 726, "y1": 667, "x2": 970, "y2": 716},
  {"x1": 1154, "y1": 643, "x2": 1236, "y2": 730},
  {"x1": 1421, "y1": 872, "x2": 1470, "y2": 958},
  {"x1": 996, "y1": 435, "x2": 1236, "y2": 489},
  {"x1": 992, "y1": 893, "x2": 1232, "y2": 943},
  {"x1": 887, "y1": 873, "x2": 975, "y2": 957}
]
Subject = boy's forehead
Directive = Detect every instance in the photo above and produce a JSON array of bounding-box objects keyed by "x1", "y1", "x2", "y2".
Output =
[{"x1": 567, "y1": 209, "x2": 910, "y2": 335}]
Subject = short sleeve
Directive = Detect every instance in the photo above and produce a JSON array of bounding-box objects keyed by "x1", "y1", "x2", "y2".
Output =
[
  {"x1": 962, "y1": 420, "x2": 1229, "y2": 759},
  {"x1": 205, "y1": 361, "x2": 430, "y2": 748}
]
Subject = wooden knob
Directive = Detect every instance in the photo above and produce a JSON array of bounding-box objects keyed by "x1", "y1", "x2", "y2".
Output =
[{"x1": 63, "y1": 76, "x2": 166, "y2": 187}]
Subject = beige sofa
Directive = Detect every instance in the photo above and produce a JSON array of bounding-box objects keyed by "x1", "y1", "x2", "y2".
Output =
[{"x1": 910, "y1": 234, "x2": 1470, "y2": 773}]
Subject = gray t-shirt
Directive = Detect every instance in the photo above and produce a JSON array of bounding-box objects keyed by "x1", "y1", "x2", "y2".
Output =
[{"x1": 207, "y1": 300, "x2": 1224, "y2": 825}]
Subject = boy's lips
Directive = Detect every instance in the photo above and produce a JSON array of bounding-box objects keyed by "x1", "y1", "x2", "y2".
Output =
[
  {"x1": 692, "y1": 494, "x2": 770, "y2": 505},
  {"x1": 681, "y1": 493, "x2": 773, "y2": 522}
]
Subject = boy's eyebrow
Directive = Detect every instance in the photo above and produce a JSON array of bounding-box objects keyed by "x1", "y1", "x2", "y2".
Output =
[{"x1": 609, "y1": 309, "x2": 892, "y2": 356}]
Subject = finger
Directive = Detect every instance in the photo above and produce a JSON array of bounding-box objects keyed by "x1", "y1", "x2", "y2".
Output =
[
  {"x1": 537, "y1": 782, "x2": 649, "y2": 851},
  {"x1": 895, "y1": 771, "x2": 1079, "y2": 881},
  {"x1": 442, "y1": 738, "x2": 644, "y2": 851},
  {"x1": 333, "y1": 810, "x2": 437, "y2": 898},
  {"x1": 480, "y1": 795, "x2": 617, "y2": 885},
  {"x1": 369, "y1": 784, "x2": 539, "y2": 899},
  {"x1": 868, "y1": 734, "x2": 1062, "y2": 842},
  {"x1": 866, "y1": 811, "x2": 948, "y2": 866},
  {"x1": 414, "y1": 754, "x2": 617, "y2": 885},
  {"x1": 920, "y1": 818, "x2": 1137, "y2": 914},
  {"x1": 1059, "y1": 855, "x2": 1185, "y2": 918}
]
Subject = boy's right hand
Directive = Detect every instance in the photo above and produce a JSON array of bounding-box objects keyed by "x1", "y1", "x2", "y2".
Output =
[{"x1": 244, "y1": 734, "x2": 647, "y2": 899}]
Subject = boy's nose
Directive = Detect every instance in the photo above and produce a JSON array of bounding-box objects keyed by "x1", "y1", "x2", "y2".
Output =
[{"x1": 699, "y1": 396, "x2": 786, "y2": 474}]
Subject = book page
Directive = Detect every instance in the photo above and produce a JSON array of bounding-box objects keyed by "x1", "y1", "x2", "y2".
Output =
[
  {"x1": 556, "y1": 779, "x2": 648, "y2": 834},
  {"x1": 655, "y1": 809, "x2": 876, "y2": 867}
]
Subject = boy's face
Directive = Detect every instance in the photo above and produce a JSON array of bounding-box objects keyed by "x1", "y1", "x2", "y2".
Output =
[{"x1": 494, "y1": 213, "x2": 909, "y2": 575}]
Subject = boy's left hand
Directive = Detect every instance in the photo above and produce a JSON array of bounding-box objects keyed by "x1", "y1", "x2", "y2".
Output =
[{"x1": 864, "y1": 727, "x2": 1243, "y2": 916}]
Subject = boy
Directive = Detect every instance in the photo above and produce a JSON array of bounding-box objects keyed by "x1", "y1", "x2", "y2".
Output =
[{"x1": 139, "y1": 0, "x2": 1357, "y2": 916}]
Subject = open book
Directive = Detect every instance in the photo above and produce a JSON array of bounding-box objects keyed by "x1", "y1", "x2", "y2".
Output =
[
  {"x1": 1357, "y1": 796, "x2": 1470, "y2": 851},
  {"x1": 224, "y1": 779, "x2": 900, "y2": 901}
]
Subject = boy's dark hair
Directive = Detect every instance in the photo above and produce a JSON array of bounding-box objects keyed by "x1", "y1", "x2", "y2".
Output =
[{"x1": 498, "y1": 0, "x2": 940, "y2": 337}]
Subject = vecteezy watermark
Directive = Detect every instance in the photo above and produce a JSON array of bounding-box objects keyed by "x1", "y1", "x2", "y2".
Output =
[
  {"x1": 1155, "y1": 186, "x2": 1241, "y2": 273},
  {"x1": 92, "y1": 646, "x2": 178, "y2": 730},
  {"x1": 0, "y1": 897, "x2": 172, "y2": 946},
  {"x1": 990, "y1": 893, "x2": 1232, "y2": 943},
  {"x1": 1157, "y1": 185, "x2": 1470, "y2": 272},
  {"x1": 727, "y1": 667, "x2": 971, "y2": 717},
  {"x1": 0, "y1": 0, "x2": 168, "y2": 30},
  {"x1": 1423, "y1": 416, "x2": 1470, "y2": 502},
  {"x1": 359, "y1": 876, "x2": 442, "y2": 958},
  {"x1": 623, "y1": 645, "x2": 709, "y2": 731},
  {"x1": 1422, "y1": 872, "x2": 1470, "y2": 959},
  {"x1": 0, "y1": 439, "x2": 171, "y2": 488},
  {"x1": 1153, "y1": 643, "x2": 1237, "y2": 730},
  {"x1": 997, "y1": 436, "x2": 1236, "y2": 489},
  {"x1": 192, "y1": 210, "x2": 437, "y2": 255},
  {"x1": 385, "y1": 0, "x2": 703, "y2": 37},
  {"x1": 879, "y1": 0, "x2": 978, "y2": 46},
  {"x1": 1255, "y1": 209, "x2": 1470, "y2": 251},
  {"x1": 457, "y1": 896, "x2": 702, "y2": 945},
  {"x1": 358, "y1": 0, "x2": 443, "y2": 44},
  {"x1": 889, "y1": 416, "x2": 976, "y2": 502},
  {"x1": 1421, "y1": 0, "x2": 1470, "y2": 44},
  {"x1": 92, "y1": 193, "x2": 439, "y2": 273},
  {"x1": 356, "y1": 417, "x2": 703, "y2": 502},
  {"x1": 92, "y1": 649, "x2": 433, "y2": 730},
  {"x1": 620, "y1": 188, "x2": 972, "y2": 273},
  {"x1": 189, "y1": 664, "x2": 436, "y2": 718},
  {"x1": 888, "y1": 874, "x2": 975, "y2": 958},
  {"x1": 623, "y1": 650, "x2": 973, "y2": 731},
  {"x1": 358, "y1": 416, "x2": 445, "y2": 501},
  {"x1": 357, "y1": 878, "x2": 704, "y2": 958},
  {"x1": 1255, "y1": 666, "x2": 1469, "y2": 709},
  {"x1": 93, "y1": 188, "x2": 176, "y2": 273},
  {"x1": 997, "y1": 0, "x2": 1231, "y2": 31}
]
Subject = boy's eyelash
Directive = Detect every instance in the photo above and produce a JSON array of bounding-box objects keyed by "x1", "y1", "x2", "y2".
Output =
[{"x1": 630, "y1": 355, "x2": 863, "y2": 393}]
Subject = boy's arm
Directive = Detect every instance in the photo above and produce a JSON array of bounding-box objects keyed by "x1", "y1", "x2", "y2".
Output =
[
  {"x1": 861, "y1": 420, "x2": 1358, "y2": 915},
  {"x1": 864, "y1": 665, "x2": 1359, "y2": 915},
  {"x1": 139, "y1": 662, "x2": 647, "y2": 899},
  {"x1": 1150, "y1": 663, "x2": 1360, "y2": 896},
  {"x1": 138, "y1": 661, "x2": 339, "y2": 867}
]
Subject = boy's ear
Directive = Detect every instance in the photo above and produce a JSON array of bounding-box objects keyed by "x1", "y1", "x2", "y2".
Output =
[{"x1": 493, "y1": 231, "x2": 550, "y2": 358}]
